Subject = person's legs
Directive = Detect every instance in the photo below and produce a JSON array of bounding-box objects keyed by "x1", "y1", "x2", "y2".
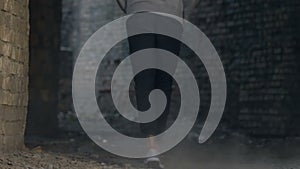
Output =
[
  {"x1": 153, "y1": 25, "x2": 182, "y2": 134},
  {"x1": 127, "y1": 13, "x2": 174, "y2": 137},
  {"x1": 153, "y1": 70, "x2": 173, "y2": 134},
  {"x1": 128, "y1": 33, "x2": 160, "y2": 136},
  {"x1": 129, "y1": 35, "x2": 180, "y2": 137},
  {"x1": 126, "y1": 13, "x2": 182, "y2": 168},
  {"x1": 127, "y1": 15, "x2": 182, "y2": 135}
]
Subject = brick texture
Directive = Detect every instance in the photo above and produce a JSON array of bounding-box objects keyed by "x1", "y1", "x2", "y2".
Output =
[
  {"x1": 189, "y1": 0, "x2": 300, "y2": 136},
  {"x1": 0, "y1": 0, "x2": 29, "y2": 151},
  {"x1": 59, "y1": 0, "x2": 300, "y2": 137}
]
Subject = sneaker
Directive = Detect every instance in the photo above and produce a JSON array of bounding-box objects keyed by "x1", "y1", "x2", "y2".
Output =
[{"x1": 145, "y1": 148, "x2": 164, "y2": 169}]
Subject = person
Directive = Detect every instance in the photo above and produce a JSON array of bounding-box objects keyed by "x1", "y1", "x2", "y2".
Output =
[
  {"x1": 118, "y1": 0, "x2": 184, "y2": 168},
  {"x1": 126, "y1": 0, "x2": 183, "y2": 17}
]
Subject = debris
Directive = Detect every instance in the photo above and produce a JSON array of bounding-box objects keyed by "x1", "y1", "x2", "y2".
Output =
[{"x1": 32, "y1": 146, "x2": 42, "y2": 153}]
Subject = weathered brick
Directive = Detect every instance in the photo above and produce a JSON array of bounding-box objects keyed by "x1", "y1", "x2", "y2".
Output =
[
  {"x1": 2, "y1": 122, "x2": 23, "y2": 136},
  {"x1": 2, "y1": 0, "x2": 13, "y2": 12},
  {"x1": 0, "y1": 57, "x2": 3, "y2": 70},
  {"x1": 0, "y1": 0, "x2": 29, "y2": 151},
  {"x1": 0, "y1": 74, "x2": 3, "y2": 88},
  {"x1": 11, "y1": 47, "x2": 20, "y2": 61},
  {"x1": 2, "y1": 135, "x2": 24, "y2": 151},
  {"x1": 0, "y1": 42, "x2": 12, "y2": 57},
  {"x1": 0, "y1": 0, "x2": 4, "y2": 9},
  {"x1": 11, "y1": 0, "x2": 21, "y2": 16},
  {"x1": 0, "y1": 105, "x2": 26, "y2": 121},
  {"x1": 0, "y1": 26, "x2": 12, "y2": 42}
]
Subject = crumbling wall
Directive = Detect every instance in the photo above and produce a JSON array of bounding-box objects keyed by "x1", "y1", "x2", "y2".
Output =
[{"x1": 0, "y1": 0, "x2": 29, "y2": 151}]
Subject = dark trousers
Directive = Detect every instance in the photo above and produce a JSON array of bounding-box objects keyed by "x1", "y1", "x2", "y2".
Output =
[{"x1": 128, "y1": 33, "x2": 181, "y2": 136}]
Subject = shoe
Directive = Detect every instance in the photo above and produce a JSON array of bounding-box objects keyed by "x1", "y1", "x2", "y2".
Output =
[{"x1": 145, "y1": 148, "x2": 164, "y2": 169}]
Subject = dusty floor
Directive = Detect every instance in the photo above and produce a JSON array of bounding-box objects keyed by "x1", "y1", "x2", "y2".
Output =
[
  {"x1": 1, "y1": 136, "x2": 147, "y2": 169},
  {"x1": 1, "y1": 133, "x2": 300, "y2": 169},
  {"x1": 0, "y1": 151, "x2": 133, "y2": 169}
]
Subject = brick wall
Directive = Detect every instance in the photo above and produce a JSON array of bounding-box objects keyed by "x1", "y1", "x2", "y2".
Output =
[
  {"x1": 59, "y1": 0, "x2": 125, "y2": 130},
  {"x1": 190, "y1": 0, "x2": 300, "y2": 136},
  {"x1": 0, "y1": 0, "x2": 29, "y2": 151},
  {"x1": 60, "y1": 0, "x2": 300, "y2": 137}
]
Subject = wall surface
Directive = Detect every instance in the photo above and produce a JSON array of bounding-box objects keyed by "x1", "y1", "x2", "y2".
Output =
[
  {"x1": 59, "y1": 0, "x2": 125, "y2": 131},
  {"x1": 0, "y1": 0, "x2": 29, "y2": 151},
  {"x1": 60, "y1": 0, "x2": 300, "y2": 137},
  {"x1": 190, "y1": 0, "x2": 300, "y2": 136},
  {"x1": 26, "y1": 0, "x2": 61, "y2": 136}
]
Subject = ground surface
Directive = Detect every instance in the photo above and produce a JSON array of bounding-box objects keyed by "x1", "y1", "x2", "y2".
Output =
[{"x1": 1, "y1": 133, "x2": 300, "y2": 169}]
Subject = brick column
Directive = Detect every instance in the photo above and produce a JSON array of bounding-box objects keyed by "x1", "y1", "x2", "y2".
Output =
[{"x1": 0, "y1": 0, "x2": 29, "y2": 151}]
